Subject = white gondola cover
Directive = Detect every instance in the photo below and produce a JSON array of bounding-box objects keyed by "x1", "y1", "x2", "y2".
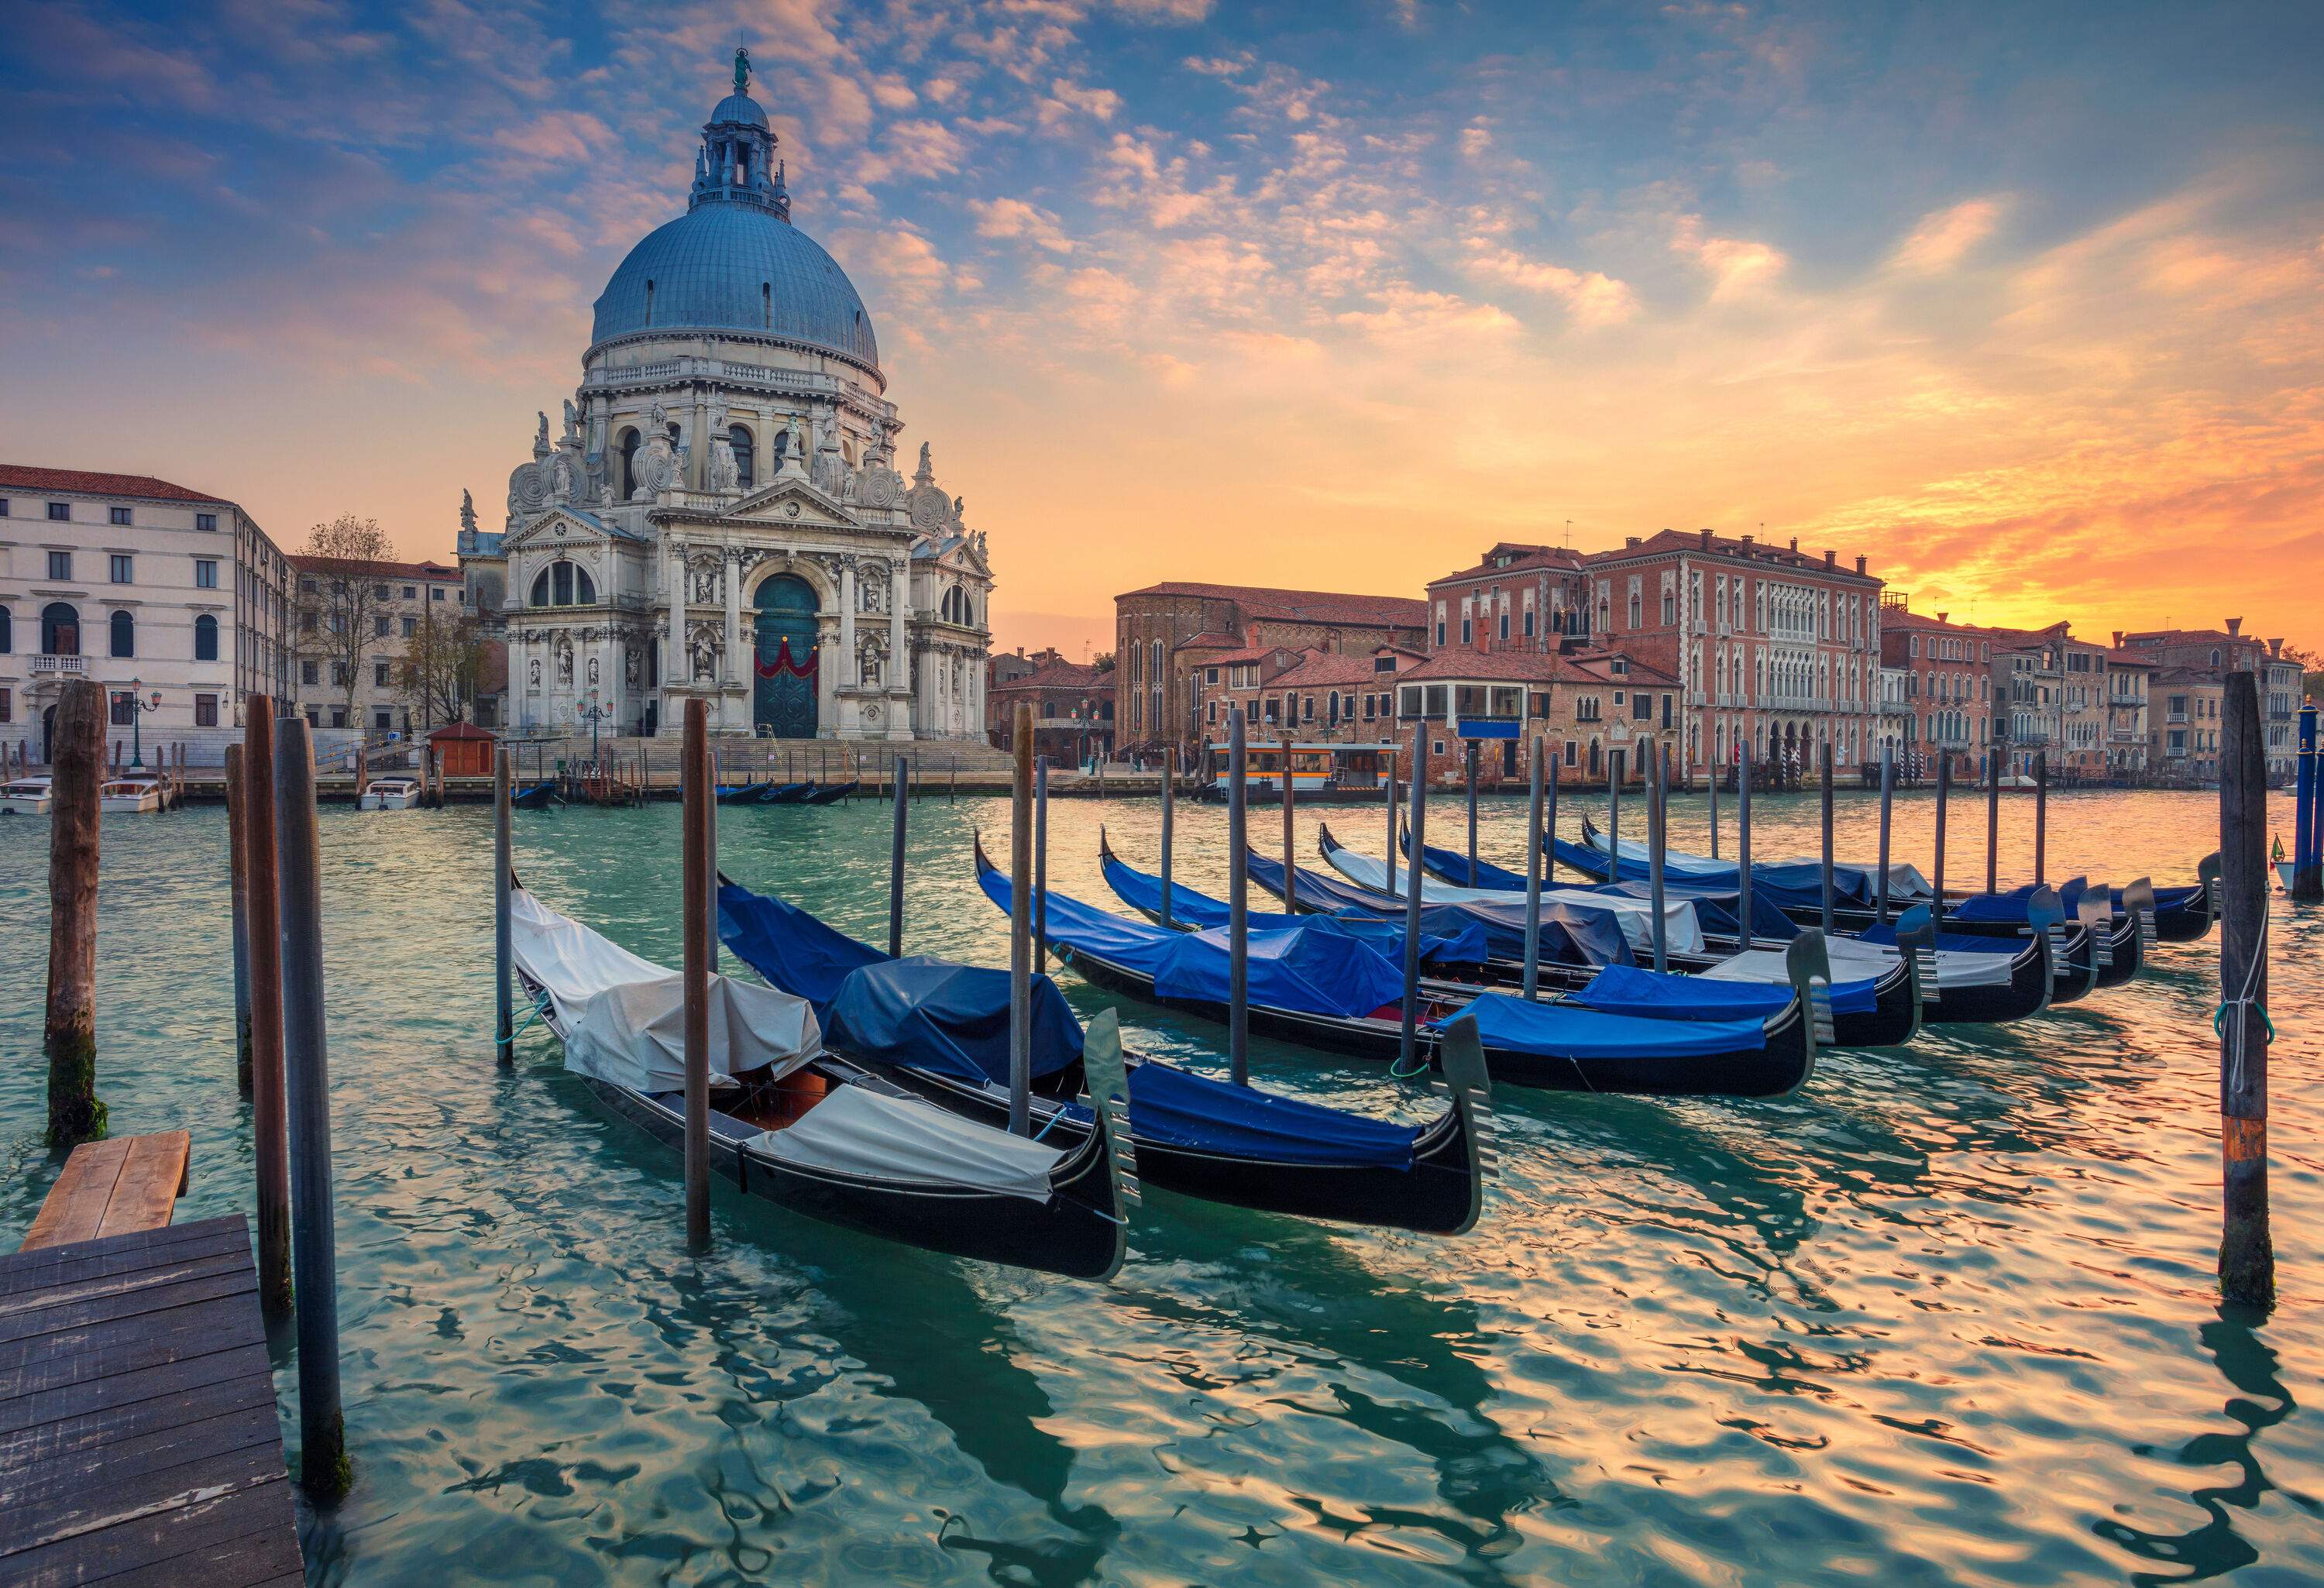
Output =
[
  {"x1": 1321, "y1": 844, "x2": 1707, "y2": 956},
  {"x1": 511, "y1": 889, "x2": 821, "y2": 1092},
  {"x1": 1703, "y1": 938, "x2": 2013, "y2": 992},
  {"x1": 751, "y1": 1086, "x2": 1065, "y2": 1204}
]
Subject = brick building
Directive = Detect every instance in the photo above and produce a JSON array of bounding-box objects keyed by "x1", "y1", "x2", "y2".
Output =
[
  {"x1": 986, "y1": 657, "x2": 1114, "y2": 763},
  {"x1": 1114, "y1": 582, "x2": 1426, "y2": 761},
  {"x1": 1877, "y1": 596, "x2": 1996, "y2": 782},
  {"x1": 1199, "y1": 644, "x2": 1418, "y2": 741},
  {"x1": 2150, "y1": 667, "x2": 2224, "y2": 782},
  {"x1": 1391, "y1": 647, "x2": 1683, "y2": 787},
  {"x1": 287, "y1": 555, "x2": 465, "y2": 734},
  {"x1": 1578, "y1": 529, "x2": 1884, "y2": 779},
  {"x1": 2118, "y1": 620, "x2": 2302, "y2": 782},
  {"x1": 1424, "y1": 543, "x2": 1591, "y2": 654},
  {"x1": 2102, "y1": 651, "x2": 2154, "y2": 777}
]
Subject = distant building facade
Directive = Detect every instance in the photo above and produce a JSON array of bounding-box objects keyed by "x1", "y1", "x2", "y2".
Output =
[
  {"x1": 1392, "y1": 647, "x2": 1683, "y2": 785},
  {"x1": 1878, "y1": 597, "x2": 1995, "y2": 781},
  {"x1": 287, "y1": 555, "x2": 464, "y2": 735},
  {"x1": 1113, "y1": 582, "x2": 1427, "y2": 759},
  {"x1": 0, "y1": 465, "x2": 291, "y2": 758},
  {"x1": 986, "y1": 658, "x2": 1113, "y2": 763},
  {"x1": 2117, "y1": 618, "x2": 2300, "y2": 781}
]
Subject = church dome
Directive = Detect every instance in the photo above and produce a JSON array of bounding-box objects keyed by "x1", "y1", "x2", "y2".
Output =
[
  {"x1": 708, "y1": 91, "x2": 768, "y2": 127},
  {"x1": 589, "y1": 205, "x2": 882, "y2": 373}
]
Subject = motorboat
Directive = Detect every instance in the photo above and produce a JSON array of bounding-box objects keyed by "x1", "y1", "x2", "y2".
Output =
[
  {"x1": 360, "y1": 777, "x2": 425, "y2": 811},
  {"x1": 98, "y1": 778, "x2": 163, "y2": 814},
  {"x1": 0, "y1": 775, "x2": 53, "y2": 816}
]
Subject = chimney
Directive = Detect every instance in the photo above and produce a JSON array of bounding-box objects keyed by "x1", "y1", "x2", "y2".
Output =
[
  {"x1": 1700, "y1": 528, "x2": 1713, "y2": 549},
  {"x1": 2226, "y1": 616, "x2": 2243, "y2": 637},
  {"x1": 1789, "y1": 535, "x2": 1799, "y2": 552},
  {"x1": 2270, "y1": 637, "x2": 2284, "y2": 657},
  {"x1": 1824, "y1": 548, "x2": 1836, "y2": 567},
  {"x1": 1937, "y1": 612, "x2": 1948, "y2": 625},
  {"x1": 1740, "y1": 534, "x2": 1754, "y2": 546},
  {"x1": 2112, "y1": 631, "x2": 2123, "y2": 648},
  {"x1": 1625, "y1": 535, "x2": 1641, "y2": 548},
  {"x1": 1855, "y1": 555, "x2": 1866, "y2": 576}
]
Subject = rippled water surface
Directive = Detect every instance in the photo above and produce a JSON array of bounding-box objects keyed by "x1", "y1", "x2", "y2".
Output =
[{"x1": 2, "y1": 782, "x2": 2319, "y2": 1586}]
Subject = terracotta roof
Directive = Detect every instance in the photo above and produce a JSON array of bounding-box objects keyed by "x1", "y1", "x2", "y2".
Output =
[
  {"x1": 1265, "y1": 650, "x2": 1385, "y2": 689},
  {"x1": 0, "y1": 464, "x2": 232, "y2": 506},
  {"x1": 2103, "y1": 650, "x2": 2160, "y2": 669},
  {"x1": 427, "y1": 721, "x2": 496, "y2": 741},
  {"x1": 1169, "y1": 631, "x2": 1245, "y2": 651},
  {"x1": 1428, "y1": 544, "x2": 1587, "y2": 586},
  {"x1": 289, "y1": 554, "x2": 461, "y2": 581},
  {"x1": 991, "y1": 661, "x2": 1112, "y2": 693},
  {"x1": 1398, "y1": 647, "x2": 1679, "y2": 687},
  {"x1": 1200, "y1": 644, "x2": 1294, "y2": 666},
  {"x1": 1120, "y1": 581, "x2": 1426, "y2": 628}
]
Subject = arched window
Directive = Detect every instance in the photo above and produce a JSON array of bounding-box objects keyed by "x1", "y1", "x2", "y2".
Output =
[
  {"x1": 730, "y1": 425, "x2": 755, "y2": 490},
  {"x1": 616, "y1": 428, "x2": 641, "y2": 500},
  {"x1": 528, "y1": 561, "x2": 596, "y2": 608},
  {"x1": 110, "y1": 610, "x2": 135, "y2": 658},
  {"x1": 0, "y1": 607, "x2": 11, "y2": 653},
  {"x1": 554, "y1": 562, "x2": 573, "y2": 606},
  {"x1": 575, "y1": 565, "x2": 596, "y2": 603},
  {"x1": 41, "y1": 603, "x2": 79, "y2": 655},
  {"x1": 194, "y1": 613, "x2": 218, "y2": 662}
]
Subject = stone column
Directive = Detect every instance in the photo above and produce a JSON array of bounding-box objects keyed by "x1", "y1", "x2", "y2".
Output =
[
  {"x1": 722, "y1": 545, "x2": 743, "y2": 720},
  {"x1": 889, "y1": 558, "x2": 907, "y2": 690},
  {"x1": 838, "y1": 562, "x2": 857, "y2": 690},
  {"x1": 665, "y1": 539, "x2": 686, "y2": 735}
]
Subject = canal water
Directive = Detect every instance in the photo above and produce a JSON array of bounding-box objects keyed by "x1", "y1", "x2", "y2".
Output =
[{"x1": 2, "y1": 785, "x2": 2318, "y2": 1587}]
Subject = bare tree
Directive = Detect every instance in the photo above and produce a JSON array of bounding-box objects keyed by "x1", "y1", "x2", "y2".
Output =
[
  {"x1": 398, "y1": 603, "x2": 487, "y2": 728},
  {"x1": 293, "y1": 516, "x2": 397, "y2": 729}
]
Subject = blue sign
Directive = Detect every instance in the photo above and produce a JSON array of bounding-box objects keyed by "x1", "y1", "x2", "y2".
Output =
[{"x1": 1456, "y1": 718, "x2": 1520, "y2": 740}]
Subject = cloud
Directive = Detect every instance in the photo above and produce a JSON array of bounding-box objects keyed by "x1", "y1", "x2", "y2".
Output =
[
  {"x1": 1463, "y1": 242, "x2": 1639, "y2": 326},
  {"x1": 1891, "y1": 198, "x2": 2004, "y2": 274},
  {"x1": 1110, "y1": 0, "x2": 1215, "y2": 20},
  {"x1": 858, "y1": 118, "x2": 968, "y2": 184},
  {"x1": 1672, "y1": 215, "x2": 1788, "y2": 298},
  {"x1": 1459, "y1": 119, "x2": 1492, "y2": 159},
  {"x1": 1037, "y1": 77, "x2": 1121, "y2": 130},
  {"x1": 971, "y1": 196, "x2": 1074, "y2": 253}
]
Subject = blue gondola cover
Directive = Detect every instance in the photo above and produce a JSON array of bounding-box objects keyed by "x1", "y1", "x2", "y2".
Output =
[
  {"x1": 1126, "y1": 1062, "x2": 1418, "y2": 1168},
  {"x1": 1439, "y1": 991, "x2": 1769, "y2": 1058},
  {"x1": 826, "y1": 957, "x2": 1083, "y2": 1085},
  {"x1": 1101, "y1": 846, "x2": 1493, "y2": 964},
  {"x1": 1574, "y1": 961, "x2": 1874, "y2": 1019}
]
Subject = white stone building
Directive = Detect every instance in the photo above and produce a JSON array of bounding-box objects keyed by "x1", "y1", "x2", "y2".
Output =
[
  {"x1": 0, "y1": 465, "x2": 292, "y2": 760},
  {"x1": 458, "y1": 52, "x2": 994, "y2": 741}
]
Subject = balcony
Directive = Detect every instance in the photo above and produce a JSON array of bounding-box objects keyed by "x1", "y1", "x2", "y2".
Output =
[{"x1": 31, "y1": 655, "x2": 88, "y2": 677}]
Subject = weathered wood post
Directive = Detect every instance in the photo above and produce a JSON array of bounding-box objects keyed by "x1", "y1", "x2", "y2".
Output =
[
  {"x1": 1384, "y1": 739, "x2": 1400, "y2": 873},
  {"x1": 1009, "y1": 703, "x2": 1036, "y2": 1133},
  {"x1": 1226, "y1": 707, "x2": 1250, "y2": 1084},
  {"x1": 1875, "y1": 741, "x2": 1895, "y2": 926},
  {"x1": 270, "y1": 716, "x2": 351, "y2": 1504},
  {"x1": 1607, "y1": 748, "x2": 1623, "y2": 878},
  {"x1": 1648, "y1": 738, "x2": 1669, "y2": 973},
  {"x1": 681, "y1": 698, "x2": 712, "y2": 1249},
  {"x1": 1932, "y1": 753, "x2": 1951, "y2": 927},
  {"x1": 1397, "y1": 717, "x2": 1428, "y2": 1072},
  {"x1": 2218, "y1": 672, "x2": 2273, "y2": 1305},
  {"x1": 494, "y1": 747, "x2": 513, "y2": 1064},
  {"x1": 1545, "y1": 753, "x2": 1559, "y2": 882},
  {"x1": 1985, "y1": 748, "x2": 2002, "y2": 894},
  {"x1": 2295, "y1": 703, "x2": 2321, "y2": 901},
  {"x1": 244, "y1": 698, "x2": 292, "y2": 1322},
  {"x1": 2033, "y1": 749, "x2": 2049, "y2": 885},
  {"x1": 1819, "y1": 739, "x2": 1835, "y2": 935},
  {"x1": 890, "y1": 754, "x2": 911, "y2": 958},
  {"x1": 1464, "y1": 737, "x2": 1479, "y2": 885},
  {"x1": 1157, "y1": 744, "x2": 1176, "y2": 930},
  {"x1": 1524, "y1": 735, "x2": 1545, "y2": 999},
  {"x1": 1032, "y1": 755, "x2": 1047, "y2": 971},
  {"x1": 1737, "y1": 741, "x2": 1755, "y2": 944},
  {"x1": 227, "y1": 742, "x2": 254, "y2": 1097},
  {"x1": 44, "y1": 679, "x2": 105, "y2": 1148},
  {"x1": 1281, "y1": 735, "x2": 1297, "y2": 913},
  {"x1": 1708, "y1": 744, "x2": 1721, "y2": 859}
]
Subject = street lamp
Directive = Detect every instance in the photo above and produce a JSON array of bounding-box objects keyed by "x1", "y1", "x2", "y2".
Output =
[
  {"x1": 126, "y1": 682, "x2": 161, "y2": 769},
  {"x1": 577, "y1": 687, "x2": 610, "y2": 761}
]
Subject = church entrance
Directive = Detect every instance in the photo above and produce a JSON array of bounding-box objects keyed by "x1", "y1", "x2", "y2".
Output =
[{"x1": 753, "y1": 575, "x2": 819, "y2": 737}]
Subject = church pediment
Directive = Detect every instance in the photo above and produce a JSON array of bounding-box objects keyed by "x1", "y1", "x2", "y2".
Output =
[
  {"x1": 711, "y1": 474, "x2": 860, "y2": 531},
  {"x1": 503, "y1": 507, "x2": 637, "y2": 555}
]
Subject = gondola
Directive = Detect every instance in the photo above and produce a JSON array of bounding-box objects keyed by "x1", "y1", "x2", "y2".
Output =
[
  {"x1": 1302, "y1": 823, "x2": 2052, "y2": 1027},
  {"x1": 752, "y1": 781, "x2": 817, "y2": 805},
  {"x1": 508, "y1": 881, "x2": 1132, "y2": 1280},
  {"x1": 714, "y1": 872, "x2": 1489, "y2": 1234},
  {"x1": 973, "y1": 837, "x2": 1831, "y2": 1098},
  {"x1": 511, "y1": 781, "x2": 560, "y2": 810},
  {"x1": 1098, "y1": 829, "x2": 1927, "y2": 1049},
  {"x1": 717, "y1": 781, "x2": 773, "y2": 804},
  {"x1": 801, "y1": 780, "x2": 858, "y2": 805}
]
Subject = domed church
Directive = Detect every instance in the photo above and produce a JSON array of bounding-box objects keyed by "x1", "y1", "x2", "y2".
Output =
[{"x1": 458, "y1": 50, "x2": 994, "y2": 741}]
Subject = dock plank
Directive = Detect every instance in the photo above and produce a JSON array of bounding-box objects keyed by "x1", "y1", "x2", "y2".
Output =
[{"x1": 0, "y1": 1215, "x2": 300, "y2": 1588}]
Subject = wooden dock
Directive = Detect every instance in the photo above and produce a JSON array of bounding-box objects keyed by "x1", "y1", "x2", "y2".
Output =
[{"x1": 3, "y1": 1184, "x2": 302, "y2": 1586}]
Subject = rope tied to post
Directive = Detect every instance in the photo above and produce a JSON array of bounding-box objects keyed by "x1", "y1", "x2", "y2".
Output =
[{"x1": 2215, "y1": 909, "x2": 2272, "y2": 1097}]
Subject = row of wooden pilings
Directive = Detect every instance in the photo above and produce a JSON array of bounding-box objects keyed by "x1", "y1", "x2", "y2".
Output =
[{"x1": 40, "y1": 679, "x2": 349, "y2": 1504}]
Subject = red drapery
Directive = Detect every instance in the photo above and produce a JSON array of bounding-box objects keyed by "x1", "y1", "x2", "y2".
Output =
[{"x1": 755, "y1": 637, "x2": 817, "y2": 679}]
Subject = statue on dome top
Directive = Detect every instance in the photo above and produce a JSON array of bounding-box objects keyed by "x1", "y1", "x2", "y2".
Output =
[{"x1": 734, "y1": 46, "x2": 751, "y2": 95}]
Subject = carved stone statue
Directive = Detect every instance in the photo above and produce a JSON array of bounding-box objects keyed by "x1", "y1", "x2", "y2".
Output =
[
  {"x1": 549, "y1": 452, "x2": 574, "y2": 503},
  {"x1": 693, "y1": 559, "x2": 720, "y2": 603},
  {"x1": 535, "y1": 411, "x2": 551, "y2": 452},
  {"x1": 555, "y1": 641, "x2": 573, "y2": 686},
  {"x1": 459, "y1": 490, "x2": 477, "y2": 536},
  {"x1": 528, "y1": 658, "x2": 541, "y2": 687},
  {"x1": 586, "y1": 656, "x2": 600, "y2": 686},
  {"x1": 624, "y1": 647, "x2": 640, "y2": 687},
  {"x1": 708, "y1": 437, "x2": 739, "y2": 493},
  {"x1": 562, "y1": 399, "x2": 579, "y2": 442}
]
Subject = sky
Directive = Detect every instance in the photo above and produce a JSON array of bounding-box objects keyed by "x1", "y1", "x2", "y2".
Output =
[{"x1": 3, "y1": 0, "x2": 2321, "y2": 662}]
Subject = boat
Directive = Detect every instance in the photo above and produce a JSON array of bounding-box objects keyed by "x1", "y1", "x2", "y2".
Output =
[
  {"x1": 1566, "y1": 813, "x2": 2212, "y2": 945},
  {"x1": 716, "y1": 873, "x2": 1490, "y2": 1234},
  {"x1": 98, "y1": 778, "x2": 163, "y2": 814},
  {"x1": 717, "y1": 781, "x2": 773, "y2": 804},
  {"x1": 511, "y1": 781, "x2": 560, "y2": 811},
  {"x1": 509, "y1": 882, "x2": 1133, "y2": 1280},
  {"x1": 1098, "y1": 830, "x2": 1927, "y2": 1050},
  {"x1": 0, "y1": 775, "x2": 53, "y2": 816},
  {"x1": 1294, "y1": 824, "x2": 2050, "y2": 1027},
  {"x1": 801, "y1": 780, "x2": 858, "y2": 805},
  {"x1": 359, "y1": 777, "x2": 425, "y2": 811},
  {"x1": 972, "y1": 837, "x2": 1829, "y2": 1098},
  {"x1": 753, "y1": 782, "x2": 816, "y2": 805}
]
